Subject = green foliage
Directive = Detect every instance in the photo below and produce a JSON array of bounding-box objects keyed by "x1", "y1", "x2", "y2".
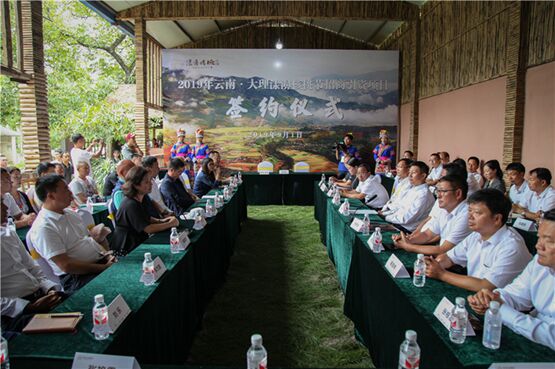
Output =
[
  {"x1": 91, "y1": 158, "x2": 116, "y2": 195},
  {"x1": 0, "y1": 76, "x2": 21, "y2": 131}
]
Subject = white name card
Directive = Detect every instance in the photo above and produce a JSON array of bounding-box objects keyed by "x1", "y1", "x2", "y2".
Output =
[
  {"x1": 202, "y1": 195, "x2": 216, "y2": 199},
  {"x1": 108, "y1": 294, "x2": 131, "y2": 334},
  {"x1": 433, "y1": 297, "x2": 475, "y2": 336},
  {"x1": 350, "y1": 209, "x2": 378, "y2": 215},
  {"x1": 385, "y1": 254, "x2": 410, "y2": 278},
  {"x1": 350, "y1": 218, "x2": 365, "y2": 232},
  {"x1": 179, "y1": 231, "x2": 190, "y2": 250},
  {"x1": 259, "y1": 171, "x2": 270, "y2": 175},
  {"x1": 327, "y1": 188, "x2": 334, "y2": 197},
  {"x1": 513, "y1": 218, "x2": 536, "y2": 232},
  {"x1": 489, "y1": 363, "x2": 555, "y2": 369},
  {"x1": 320, "y1": 183, "x2": 327, "y2": 192},
  {"x1": 72, "y1": 352, "x2": 141, "y2": 369},
  {"x1": 279, "y1": 169, "x2": 290, "y2": 174},
  {"x1": 153, "y1": 257, "x2": 167, "y2": 281}
]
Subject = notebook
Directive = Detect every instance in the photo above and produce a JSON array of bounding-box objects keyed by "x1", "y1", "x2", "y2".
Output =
[{"x1": 23, "y1": 313, "x2": 83, "y2": 334}]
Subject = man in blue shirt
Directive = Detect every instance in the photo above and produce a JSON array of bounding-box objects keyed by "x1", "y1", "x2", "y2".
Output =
[
  {"x1": 335, "y1": 133, "x2": 359, "y2": 179},
  {"x1": 160, "y1": 158, "x2": 196, "y2": 216}
]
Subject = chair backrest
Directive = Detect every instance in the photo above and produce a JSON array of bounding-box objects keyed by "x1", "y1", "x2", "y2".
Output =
[
  {"x1": 293, "y1": 161, "x2": 310, "y2": 173},
  {"x1": 257, "y1": 161, "x2": 274, "y2": 173},
  {"x1": 26, "y1": 231, "x2": 61, "y2": 285},
  {"x1": 180, "y1": 172, "x2": 192, "y2": 190}
]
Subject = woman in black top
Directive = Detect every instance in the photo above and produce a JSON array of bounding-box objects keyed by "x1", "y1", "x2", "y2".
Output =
[
  {"x1": 193, "y1": 157, "x2": 221, "y2": 197},
  {"x1": 111, "y1": 166, "x2": 179, "y2": 256},
  {"x1": 482, "y1": 159, "x2": 506, "y2": 193}
]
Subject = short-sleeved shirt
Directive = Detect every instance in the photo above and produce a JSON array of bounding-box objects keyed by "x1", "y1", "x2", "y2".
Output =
[
  {"x1": 70, "y1": 147, "x2": 93, "y2": 174},
  {"x1": 525, "y1": 186, "x2": 555, "y2": 213},
  {"x1": 30, "y1": 208, "x2": 105, "y2": 276},
  {"x1": 69, "y1": 176, "x2": 97, "y2": 204},
  {"x1": 111, "y1": 196, "x2": 151, "y2": 255},
  {"x1": 355, "y1": 175, "x2": 389, "y2": 208},
  {"x1": 427, "y1": 201, "x2": 471, "y2": 245},
  {"x1": 3, "y1": 193, "x2": 22, "y2": 218},
  {"x1": 446, "y1": 226, "x2": 532, "y2": 288},
  {"x1": 509, "y1": 181, "x2": 532, "y2": 207}
]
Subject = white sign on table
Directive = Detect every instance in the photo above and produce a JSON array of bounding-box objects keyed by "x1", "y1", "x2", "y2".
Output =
[
  {"x1": 153, "y1": 257, "x2": 167, "y2": 281},
  {"x1": 108, "y1": 294, "x2": 131, "y2": 334},
  {"x1": 320, "y1": 183, "x2": 327, "y2": 192},
  {"x1": 433, "y1": 297, "x2": 475, "y2": 336},
  {"x1": 259, "y1": 171, "x2": 270, "y2": 175},
  {"x1": 350, "y1": 218, "x2": 365, "y2": 232},
  {"x1": 279, "y1": 169, "x2": 290, "y2": 174},
  {"x1": 384, "y1": 254, "x2": 410, "y2": 278},
  {"x1": 513, "y1": 218, "x2": 536, "y2": 232},
  {"x1": 72, "y1": 352, "x2": 141, "y2": 369}
]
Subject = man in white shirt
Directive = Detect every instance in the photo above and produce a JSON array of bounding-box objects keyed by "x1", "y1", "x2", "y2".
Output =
[
  {"x1": 382, "y1": 161, "x2": 434, "y2": 231},
  {"x1": 516, "y1": 168, "x2": 555, "y2": 221},
  {"x1": 393, "y1": 174, "x2": 471, "y2": 256},
  {"x1": 426, "y1": 153, "x2": 443, "y2": 188},
  {"x1": 426, "y1": 189, "x2": 532, "y2": 292},
  {"x1": 439, "y1": 151, "x2": 450, "y2": 165},
  {"x1": 1, "y1": 168, "x2": 36, "y2": 228},
  {"x1": 30, "y1": 175, "x2": 116, "y2": 294},
  {"x1": 340, "y1": 163, "x2": 389, "y2": 208},
  {"x1": 142, "y1": 155, "x2": 173, "y2": 217},
  {"x1": 468, "y1": 208, "x2": 555, "y2": 350},
  {"x1": 1, "y1": 197, "x2": 63, "y2": 334},
  {"x1": 467, "y1": 156, "x2": 484, "y2": 191},
  {"x1": 382, "y1": 158, "x2": 412, "y2": 209},
  {"x1": 506, "y1": 162, "x2": 532, "y2": 208},
  {"x1": 70, "y1": 133, "x2": 104, "y2": 175}
]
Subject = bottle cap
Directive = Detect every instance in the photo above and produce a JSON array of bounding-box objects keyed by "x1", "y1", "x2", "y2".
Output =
[
  {"x1": 456, "y1": 297, "x2": 465, "y2": 306},
  {"x1": 144, "y1": 252, "x2": 151, "y2": 259},
  {"x1": 94, "y1": 294, "x2": 104, "y2": 303},
  {"x1": 489, "y1": 301, "x2": 500, "y2": 310},
  {"x1": 405, "y1": 330, "x2": 417, "y2": 341},
  {"x1": 417, "y1": 253, "x2": 424, "y2": 260},
  {"x1": 171, "y1": 227, "x2": 177, "y2": 232},
  {"x1": 375, "y1": 227, "x2": 381, "y2": 232},
  {"x1": 251, "y1": 334, "x2": 263, "y2": 345}
]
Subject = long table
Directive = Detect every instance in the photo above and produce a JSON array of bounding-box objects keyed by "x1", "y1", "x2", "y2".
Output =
[
  {"x1": 314, "y1": 184, "x2": 555, "y2": 368},
  {"x1": 10, "y1": 185, "x2": 247, "y2": 368}
]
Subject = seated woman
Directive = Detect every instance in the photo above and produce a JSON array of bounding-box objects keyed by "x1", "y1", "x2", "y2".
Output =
[
  {"x1": 111, "y1": 166, "x2": 179, "y2": 256},
  {"x1": 8, "y1": 167, "x2": 35, "y2": 215},
  {"x1": 193, "y1": 157, "x2": 221, "y2": 198},
  {"x1": 69, "y1": 161, "x2": 98, "y2": 204},
  {"x1": 482, "y1": 159, "x2": 506, "y2": 193},
  {"x1": 330, "y1": 157, "x2": 360, "y2": 189}
]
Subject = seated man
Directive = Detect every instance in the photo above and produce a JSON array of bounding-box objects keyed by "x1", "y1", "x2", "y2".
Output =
[
  {"x1": 393, "y1": 174, "x2": 471, "y2": 256},
  {"x1": 30, "y1": 175, "x2": 116, "y2": 294},
  {"x1": 425, "y1": 189, "x2": 531, "y2": 292},
  {"x1": 26, "y1": 162, "x2": 56, "y2": 213},
  {"x1": 1, "y1": 197, "x2": 63, "y2": 336},
  {"x1": 1, "y1": 168, "x2": 36, "y2": 229},
  {"x1": 381, "y1": 158, "x2": 413, "y2": 212},
  {"x1": 103, "y1": 168, "x2": 119, "y2": 198},
  {"x1": 382, "y1": 161, "x2": 435, "y2": 232},
  {"x1": 160, "y1": 158, "x2": 196, "y2": 216},
  {"x1": 506, "y1": 162, "x2": 532, "y2": 208},
  {"x1": 515, "y1": 168, "x2": 555, "y2": 221},
  {"x1": 426, "y1": 153, "x2": 443, "y2": 190},
  {"x1": 340, "y1": 163, "x2": 389, "y2": 208},
  {"x1": 468, "y1": 208, "x2": 555, "y2": 350}
]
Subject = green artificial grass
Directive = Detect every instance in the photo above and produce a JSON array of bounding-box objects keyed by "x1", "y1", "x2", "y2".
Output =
[{"x1": 189, "y1": 206, "x2": 374, "y2": 368}]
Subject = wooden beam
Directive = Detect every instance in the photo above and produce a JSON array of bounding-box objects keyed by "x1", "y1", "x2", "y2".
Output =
[
  {"x1": 366, "y1": 20, "x2": 387, "y2": 43},
  {"x1": 135, "y1": 18, "x2": 150, "y2": 155},
  {"x1": 0, "y1": 65, "x2": 31, "y2": 82},
  {"x1": 2, "y1": 0, "x2": 13, "y2": 69},
  {"x1": 173, "y1": 20, "x2": 194, "y2": 42},
  {"x1": 15, "y1": 0, "x2": 24, "y2": 71},
  {"x1": 118, "y1": 1, "x2": 418, "y2": 21},
  {"x1": 408, "y1": 19, "x2": 421, "y2": 157}
]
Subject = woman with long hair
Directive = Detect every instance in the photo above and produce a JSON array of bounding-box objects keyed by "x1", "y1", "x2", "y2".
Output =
[
  {"x1": 193, "y1": 157, "x2": 221, "y2": 198},
  {"x1": 482, "y1": 159, "x2": 506, "y2": 193}
]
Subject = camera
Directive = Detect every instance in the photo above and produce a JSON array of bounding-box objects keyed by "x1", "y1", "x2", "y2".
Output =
[{"x1": 333, "y1": 142, "x2": 347, "y2": 153}]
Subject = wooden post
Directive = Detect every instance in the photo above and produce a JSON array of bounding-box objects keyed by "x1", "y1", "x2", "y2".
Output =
[
  {"x1": 19, "y1": 1, "x2": 51, "y2": 170},
  {"x1": 502, "y1": 1, "x2": 529, "y2": 168},
  {"x1": 135, "y1": 18, "x2": 149, "y2": 155},
  {"x1": 408, "y1": 19, "x2": 421, "y2": 157}
]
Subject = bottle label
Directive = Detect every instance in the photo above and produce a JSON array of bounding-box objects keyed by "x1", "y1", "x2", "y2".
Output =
[
  {"x1": 414, "y1": 269, "x2": 421, "y2": 276},
  {"x1": 451, "y1": 317, "x2": 461, "y2": 329},
  {"x1": 399, "y1": 353, "x2": 419, "y2": 369},
  {"x1": 259, "y1": 358, "x2": 267, "y2": 369}
]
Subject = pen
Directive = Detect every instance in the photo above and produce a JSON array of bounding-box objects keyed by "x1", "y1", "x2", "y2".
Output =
[{"x1": 50, "y1": 313, "x2": 83, "y2": 318}]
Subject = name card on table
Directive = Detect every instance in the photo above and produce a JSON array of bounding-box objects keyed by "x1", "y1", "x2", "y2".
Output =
[
  {"x1": 72, "y1": 352, "x2": 141, "y2": 369},
  {"x1": 320, "y1": 183, "x2": 327, "y2": 192},
  {"x1": 326, "y1": 188, "x2": 334, "y2": 197},
  {"x1": 202, "y1": 195, "x2": 216, "y2": 199},
  {"x1": 279, "y1": 169, "x2": 290, "y2": 174},
  {"x1": 350, "y1": 218, "x2": 365, "y2": 232},
  {"x1": 179, "y1": 231, "x2": 191, "y2": 250},
  {"x1": 259, "y1": 171, "x2": 270, "y2": 175},
  {"x1": 385, "y1": 254, "x2": 410, "y2": 278},
  {"x1": 349, "y1": 209, "x2": 378, "y2": 215},
  {"x1": 513, "y1": 218, "x2": 536, "y2": 232},
  {"x1": 489, "y1": 364, "x2": 555, "y2": 369},
  {"x1": 153, "y1": 257, "x2": 167, "y2": 281},
  {"x1": 433, "y1": 297, "x2": 475, "y2": 336},
  {"x1": 108, "y1": 294, "x2": 131, "y2": 334}
]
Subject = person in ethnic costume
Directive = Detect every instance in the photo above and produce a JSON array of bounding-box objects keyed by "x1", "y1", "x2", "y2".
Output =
[{"x1": 373, "y1": 129, "x2": 395, "y2": 173}]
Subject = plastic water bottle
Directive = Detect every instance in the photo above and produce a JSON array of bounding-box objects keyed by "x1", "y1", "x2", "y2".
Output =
[
  {"x1": 398, "y1": 330, "x2": 420, "y2": 369},
  {"x1": 141, "y1": 252, "x2": 155, "y2": 286},
  {"x1": 449, "y1": 297, "x2": 468, "y2": 344},
  {"x1": 413, "y1": 254, "x2": 426, "y2": 287},
  {"x1": 320, "y1": 173, "x2": 326, "y2": 185},
  {"x1": 247, "y1": 334, "x2": 268, "y2": 369},
  {"x1": 223, "y1": 186, "x2": 230, "y2": 201},
  {"x1": 92, "y1": 294, "x2": 109, "y2": 340},
  {"x1": 362, "y1": 214, "x2": 370, "y2": 236},
  {"x1": 341, "y1": 199, "x2": 350, "y2": 215},
  {"x1": 6, "y1": 217, "x2": 15, "y2": 236},
  {"x1": 482, "y1": 301, "x2": 502, "y2": 349},
  {"x1": 237, "y1": 171, "x2": 243, "y2": 184},
  {"x1": 373, "y1": 227, "x2": 382, "y2": 249},
  {"x1": 86, "y1": 196, "x2": 93, "y2": 212},
  {"x1": 332, "y1": 187, "x2": 341, "y2": 205},
  {"x1": 1, "y1": 335, "x2": 10, "y2": 369},
  {"x1": 170, "y1": 227, "x2": 180, "y2": 254},
  {"x1": 206, "y1": 199, "x2": 215, "y2": 216}
]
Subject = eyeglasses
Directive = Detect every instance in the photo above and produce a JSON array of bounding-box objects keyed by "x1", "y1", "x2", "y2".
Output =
[{"x1": 433, "y1": 188, "x2": 457, "y2": 196}]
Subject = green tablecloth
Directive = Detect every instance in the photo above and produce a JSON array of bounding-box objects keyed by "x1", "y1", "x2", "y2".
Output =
[
  {"x1": 10, "y1": 185, "x2": 247, "y2": 368},
  {"x1": 319, "y1": 195, "x2": 555, "y2": 368}
]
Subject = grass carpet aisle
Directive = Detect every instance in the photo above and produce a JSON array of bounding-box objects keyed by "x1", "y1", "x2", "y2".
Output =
[{"x1": 190, "y1": 206, "x2": 373, "y2": 368}]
